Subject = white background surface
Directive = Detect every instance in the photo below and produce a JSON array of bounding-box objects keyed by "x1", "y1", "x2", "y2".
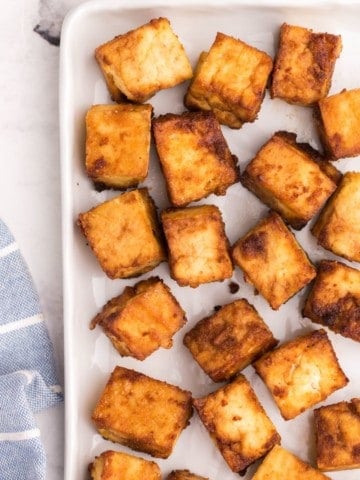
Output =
[
  {"x1": 0, "y1": 1, "x2": 82, "y2": 479},
  {"x1": 1, "y1": 1, "x2": 360, "y2": 480}
]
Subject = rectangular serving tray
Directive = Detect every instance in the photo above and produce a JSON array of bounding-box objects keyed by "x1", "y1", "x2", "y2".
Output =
[{"x1": 60, "y1": 1, "x2": 360, "y2": 479}]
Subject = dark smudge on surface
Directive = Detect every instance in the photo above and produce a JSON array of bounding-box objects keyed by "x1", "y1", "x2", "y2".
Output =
[
  {"x1": 33, "y1": 24, "x2": 60, "y2": 46},
  {"x1": 33, "y1": 0, "x2": 67, "y2": 47}
]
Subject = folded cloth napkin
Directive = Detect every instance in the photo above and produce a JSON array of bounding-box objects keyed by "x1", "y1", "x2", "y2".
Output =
[{"x1": 0, "y1": 219, "x2": 63, "y2": 480}]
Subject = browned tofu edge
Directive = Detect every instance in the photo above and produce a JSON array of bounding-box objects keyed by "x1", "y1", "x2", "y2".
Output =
[
  {"x1": 314, "y1": 398, "x2": 360, "y2": 471},
  {"x1": 302, "y1": 260, "x2": 360, "y2": 342},
  {"x1": 240, "y1": 131, "x2": 341, "y2": 229}
]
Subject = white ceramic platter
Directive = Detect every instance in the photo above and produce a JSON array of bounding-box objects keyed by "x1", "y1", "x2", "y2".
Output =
[{"x1": 60, "y1": 1, "x2": 360, "y2": 479}]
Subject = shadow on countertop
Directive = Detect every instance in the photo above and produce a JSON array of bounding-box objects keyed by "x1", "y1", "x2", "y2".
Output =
[{"x1": 33, "y1": 0, "x2": 69, "y2": 46}]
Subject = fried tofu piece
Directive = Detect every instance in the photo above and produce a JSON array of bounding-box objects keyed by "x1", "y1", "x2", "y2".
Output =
[
  {"x1": 161, "y1": 205, "x2": 233, "y2": 287},
  {"x1": 90, "y1": 276, "x2": 186, "y2": 360},
  {"x1": 167, "y1": 470, "x2": 209, "y2": 480},
  {"x1": 312, "y1": 172, "x2": 360, "y2": 262},
  {"x1": 314, "y1": 398, "x2": 360, "y2": 471},
  {"x1": 89, "y1": 450, "x2": 161, "y2": 480},
  {"x1": 193, "y1": 374, "x2": 280, "y2": 473},
  {"x1": 303, "y1": 260, "x2": 360, "y2": 342},
  {"x1": 95, "y1": 18, "x2": 192, "y2": 103},
  {"x1": 85, "y1": 104, "x2": 152, "y2": 189},
  {"x1": 92, "y1": 366, "x2": 192, "y2": 458},
  {"x1": 183, "y1": 298, "x2": 278, "y2": 382},
  {"x1": 254, "y1": 329, "x2": 348, "y2": 420},
  {"x1": 271, "y1": 23, "x2": 342, "y2": 106},
  {"x1": 153, "y1": 111, "x2": 239, "y2": 206},
  {"x1": 231, "y1": 211, "x2": 316, "y2": 310},
  {"x1": 252, "y1": 445, "x2": 331, "y2": 480},
  {"x1": 240, "y1": 131, "x2": 339, "y2": 229},
  {"x1": 315, "y1": 88, "x2": 360, "y2": 159},
  {"x1": 184, "y1": 33, "x2": 273, "y2": 128},
  {"x1": 77, "y1": 189, "x2": 166, "y2": 279}
]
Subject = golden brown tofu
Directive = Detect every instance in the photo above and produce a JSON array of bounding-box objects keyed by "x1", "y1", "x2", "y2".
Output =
[
  {"x1": 252, "y1": 445, "x2": 331, "y2": 480},
  {"x1": 271, "y1": 23, "x2": 342, "y2": 105},
  {"x1": 89, "y1": 450, "x2": 161, "y2": 480},
  {"x1": 90, "y1": 277, "x2": 186, "y2": 360},
  {"x1": 167, "y1": 470, "x2": 209, "y2": 480},
  {"x1": 85, "y1": 104, "x2": 152, "y2": 189},
  {"x1": 315, "y1": 88, "x2": 360, "y2": 159},
  {"x1": 153, "y1": 111, "x2": 239, "y2": 206},
  {"x1": 231, "y1": 211, "x2": 316, "y2": 310},
  {"x1": 183, "y1": 298, "x2": 278, "y2": 382},
  {"x1": 314, "y1": 398, "x2": 360, "y2": 471},
  {"x1": 193, "y1": 374, "x2": 280, "y2": 473},
  {"x1": 254, "y1": 329, "x2": 348, "y2": 420},
  {"x1": 95, "y1": 18, "x2": 192, "y2": 103},
  {"x1": 77, "y1": 189, "x2": 166, "y2": 279},
  {"x1": 240, "y1": 131, "x2": 339, "y2": 229},
  {"x1": 92, "y1": 366, "x2": 192, "y2": 458},
  {"x1": 312, "y1": 172, "x2": 360, "y2": 262},
  {"x1": 161, "y1": 205, "x2": 233, "y2": 287},
  {"x1": 184, "y1": 33, "x2": 273, "y2": 128},
  {"x1": 303, "y1": 260, "x2": 360, "y2": 342}
]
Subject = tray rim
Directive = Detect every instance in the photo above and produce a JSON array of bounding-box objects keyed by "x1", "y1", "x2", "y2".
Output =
[{"x1": 59, "y1": 2, "x2": 360, "y2": 479}]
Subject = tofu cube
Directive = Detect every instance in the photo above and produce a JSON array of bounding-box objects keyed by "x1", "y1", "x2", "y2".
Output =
[
  {"x1": 193, "y1": 374, "x2": 280, "y2": 473},
  {"x1": 231, "y1": 211, "x2": 316, "y2": 310},
  {"x1": 315, "y1": 88, "x2": 360, "y2": 159},
  {"x1": 184, "y1": 33, "x2": 273, "y2": 128},
  {"x1": 183, "y1": 298, "x2": 278, "y2": 382},
  {"x1": 240, "y1": 131, "x2": 339, "y2": 229},
  {"x1": 252, "y1": 445, "x2": 331, "y2": 480},
  {"x1": 161, "y1": 205, "x2": 233, "y2": 287},
  {"x1": 303, "y1": 260, "x2": 360, "y2": 342},
  {"x1": 85, "y1": 104, "x2": 152, "y2": 189},
  {"x1": 254, "y1": 329, "x2": 349, "y2": 420},
  {"x1": 271, "y1": 23, "x2": 342, "y2": 105},
  {"x1": 91, "y1": 276, "x2": 186, "y2": 360},
  {"x1": 95, "y1": 18, "x2": 192, "y2": 103},
  {"x1": 312, "y1": 172, "x2": 360, "y2": 262},
  {"x1": 153, "y1": 111, "x2": 239, "y2": 206},
  {"x1": 89, "y1": 450, "x2": 161, "y2": 480},
  {"x1": 314, "y1": 398, "x2": 360, "y2": 471},
  {"x1": 92, "y1": 366, "x2": 193, "y2": 458},
  {"x1": 167, "y1": 470, "x2": 209, "y2": 480},
  {"x1": 77, "y1": 188, "x2": 166, "y2": 279}
]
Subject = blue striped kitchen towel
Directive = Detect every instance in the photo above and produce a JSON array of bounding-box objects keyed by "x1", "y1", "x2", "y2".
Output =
[{"x1": 0, "y1": 219, "x2": 63, "y2": 480}]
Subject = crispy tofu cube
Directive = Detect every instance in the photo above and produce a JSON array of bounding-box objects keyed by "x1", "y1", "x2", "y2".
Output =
[
  {"x1": 153, "y1": 111, "x2": 239, "y2": 206},
  {"x1": 303, "y1": 260, "x2": 360, "y2": 342},
  {"x1": 95, "y1": 18, "x2": 192, "y2": 103},
  {"x1": 231, "y1": 211, "x2": 316, "y2": 310},
  {"x1": 240, "y1": 131, "x2": 339, "y2": 229},
  {"x1": 91, "y1": 276, "x2": 186, "y2": 360},
  {"x1": 77, "y1": 188, "x2": 166, "y2": 279},
  {"x1": 314, "y1": 398, "x2": 360, "y2": 471},
  {"x1": 252, "y1": 445, "x2": 331, "y2": 480},
  {"x1": 89, "y1": 450, "x2": 161, "y2": 480},
  {"x1": 161, "y1": 205, "x2": 233, "y2": 287},
  {"x1": 85, "y1": 104, "x2": 152, "y2": 189},
  {"x1": 184, "y1": 33, "x2": 273, "y2": 128},
  {"x1": 167, "y1": 470, "x2": 209, "y2": 480},
  {"x1": 271, "y1": 23, "x2": 342, "y2": 106},
  {"x1": 312, "y1": 172, "x2": 360, "y2": 262},
  {"x1": 92, "y1": 366, "x2": 192, "y2": 458},
  {"x1": 254, "y1": 329, "x2": 348, "y2": 420},
  {"x1": 315, "y1": 88, "x2": 360, "y2": 159},
  {"x1": 183, "y1": 298, "x2": 278, "y2": 382},
  {"x1": 193, "y1": 374, "x2": 280, "y2": 473}
]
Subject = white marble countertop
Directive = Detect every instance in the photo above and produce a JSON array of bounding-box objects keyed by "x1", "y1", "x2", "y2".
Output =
[{"x1": 0, "y1": 1, "x2": 86, "y2": 478}]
